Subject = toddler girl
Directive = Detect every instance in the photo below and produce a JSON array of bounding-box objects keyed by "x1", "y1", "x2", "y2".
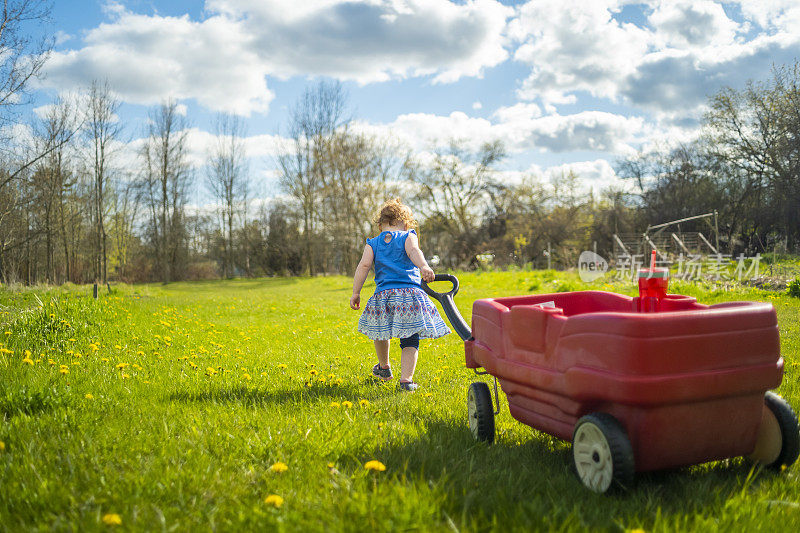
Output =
[{"x1": 350, "y1": 198, "x2": 450, "y2": 391}]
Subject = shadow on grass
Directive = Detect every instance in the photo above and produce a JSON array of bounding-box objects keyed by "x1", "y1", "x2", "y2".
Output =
[
  {"x1": 157, "y1": 277, "x2": 300, "y2": 293},
  {"x1": 167, "y1": 378, "x2": 382, "y2": 407},
  {"x1": 356, "y1": 417, "x2": 773, "y2": 529}
]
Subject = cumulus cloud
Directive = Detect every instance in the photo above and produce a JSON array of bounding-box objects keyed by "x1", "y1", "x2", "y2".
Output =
[
  {"x1": 355, "y1": 107, "x2": 645, "y2": 155},
  {"x1": 649, "y1": 0, "x2": 738, "y2": 48},
  {"x1": 43, "y1": 10, "x2": 273, "y2": 115},
  {"x1": 510, "y1": 0, "x2": 650, "y2": 105},
  {"x1": 210, "y1": 0, "x2": 512, "y2": 84},
  {"x1": 40, "y1": 0, "x2": 512, "y2": 114},
  {"x1": 508, "y1": 0, "x2": 800, "y2": 118}
]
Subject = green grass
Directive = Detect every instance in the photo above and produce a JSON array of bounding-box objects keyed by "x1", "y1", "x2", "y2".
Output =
[{"x1": 0, "y1": 271, "x2": 798, "y2": 531}]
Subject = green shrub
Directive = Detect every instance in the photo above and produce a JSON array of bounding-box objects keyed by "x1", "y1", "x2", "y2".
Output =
[{"x1": 788, "y1": 278, "x2": 800, "y2": 298}]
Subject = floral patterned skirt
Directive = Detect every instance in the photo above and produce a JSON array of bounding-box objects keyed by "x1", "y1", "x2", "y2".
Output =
[{"x1": 358, "y1": 287, "x2": 450, "y2": 341}]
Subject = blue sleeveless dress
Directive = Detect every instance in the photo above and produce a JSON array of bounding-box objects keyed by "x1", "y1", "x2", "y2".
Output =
[{"x1": 358, "y1": 230, "x2": 450, "y2": 341}]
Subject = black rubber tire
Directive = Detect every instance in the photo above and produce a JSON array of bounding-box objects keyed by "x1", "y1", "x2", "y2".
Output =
[
  {"x1": 467, "y1": 382, "x2": 495, "y2": 443},
  {"x1": 572, "y1": 413, "x2": 635, "y2": 493},
  {"x1": 763, "y1": 392, "x2": 800, "y2": 470}
]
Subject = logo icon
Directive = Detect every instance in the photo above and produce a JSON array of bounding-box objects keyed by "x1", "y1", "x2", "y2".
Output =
[{"x1": 578, "y1": 251, "x2": 608, "y2": 282}]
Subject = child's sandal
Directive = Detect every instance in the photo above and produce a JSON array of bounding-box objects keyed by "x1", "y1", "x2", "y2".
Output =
[
  {"x1": 398, "y1": 380, "x2": 418, "y2": 392},
  {"x1": 372, "y1": 363, "x2": 392, "y2": 381}
]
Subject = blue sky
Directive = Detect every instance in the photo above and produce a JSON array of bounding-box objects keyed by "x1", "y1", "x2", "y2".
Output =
[{"x1": 27, "y1": 0, "x2": 800, "y2": 201}]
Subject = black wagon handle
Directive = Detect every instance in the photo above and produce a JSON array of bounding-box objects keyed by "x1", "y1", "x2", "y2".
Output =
[{"x1": 422, "y1": 274, "x2": 472, "y2": 341}]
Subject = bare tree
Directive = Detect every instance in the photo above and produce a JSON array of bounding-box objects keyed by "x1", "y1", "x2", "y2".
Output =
[
  {"x1": 206, "y1": 112, "x2": 248, "y2": 278},
  {"x1": 278, "y1": 81, "x2": 349, "y2": 275},
  {"x1": 0, "y1": 0, "x2": 52, "y2": 130},
  {"x1": 406, "y1": 139, "x2": 506, "y2": 266},
  {"x1": 83, "y1": 80, "x2": 122, "y2": 284},
  {"x1": 32, "y1": 94, "x2": 80, "y2": 282},
  {"x1": 140, "y1": 99, "x2": 192, "y2": 282}
]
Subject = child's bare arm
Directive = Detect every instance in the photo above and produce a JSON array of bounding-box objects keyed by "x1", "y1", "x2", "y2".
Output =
[
  {"x1": 405, "y1": 232, "x2": 434, "y2": 282},
  {"x1": 350, "y1": 244, "x2": 374, "y2": 310}
]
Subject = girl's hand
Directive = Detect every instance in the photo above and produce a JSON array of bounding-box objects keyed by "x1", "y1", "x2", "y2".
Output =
[
  {"x1": 350, "y1": 294, "x2": 361, "y2": 310},
  {"x1": 420, "y1": 265, "x2": 435, "y2": 282}
]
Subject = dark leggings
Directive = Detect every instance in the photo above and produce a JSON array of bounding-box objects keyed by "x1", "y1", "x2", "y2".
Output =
[{"x1": 399, "y1": 333, "x2": 419, "y2": 350}]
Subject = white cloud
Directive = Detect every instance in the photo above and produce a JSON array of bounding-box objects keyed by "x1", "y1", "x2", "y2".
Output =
[
  {"x1": 42, "y1": 10, "x2": 274, "y2": 115},
  {"x1": 40, "y1": 1, "x2": 513, "y2": 114},
  {"x1": 733, "y1": 1, "x2": 800, "y2": 31},
  {"x1": 507, "y1": 0, "x2": 800, "y2": 118},
  {"x1": 649, "y1": 1, "x2": 738, "y2": 48},
  {"x1": 357, "y1": 107, "x2": 645, "y2": 155},
  {"x1": 510, "y1": 0, "x2": 650, "y2": 105},
  {"x1": 208, "y1": 0, "x2": 512, "y2": 84},
  {"x1": 472, "y1": 101, "x2": 482, "y2": 110}
]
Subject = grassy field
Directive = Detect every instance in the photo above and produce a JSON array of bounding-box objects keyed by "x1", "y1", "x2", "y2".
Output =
[{"x1": 0, "y1": 271, "x2": 798, "y2": 531}]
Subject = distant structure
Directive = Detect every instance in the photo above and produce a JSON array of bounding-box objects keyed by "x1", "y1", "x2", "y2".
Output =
[{"x1": 613, "y1": 211, "x2": 721, "y2": 262}]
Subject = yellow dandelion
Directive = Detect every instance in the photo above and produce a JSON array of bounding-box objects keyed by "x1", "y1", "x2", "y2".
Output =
[
  {"x1": 121, "y1": 373, "x2": 130, "y2": 379},
  {"x1": 242, "y1": 373, "x2": 252, "y2": 381},
  {"x1": 85, "y1": 393, "x2": 94, "y2": 400},
  {"x1": 342, "y1": 401, "x2": 353, "y2": 408},
  {"x1": 206, "y1": 367, "x2": 217, "y2": 375},
  {"x1": 270, "y1": 461, "x2": 289, "y2": 473},
  {"x1": 330, "y1": 401, "x2": 340, "y2": 408},
  {"x1": 116, "y1": 363, "x2": 129, "y2": 370},
  {"x1": 59, "y1": 365, "x2": 69, "y2": 375},
  {"x1": 24, "y1": 349, "x2": 31, "y2": 357},
  {"x1": 0, "y1": 441, "x2": 5, "y2": 451},
  {"x1": 264, "y1": 494, "x2": 284, "y2": 508},
  {"x1": 277, "y1": 364, "x2": 287, "y2": 369},
  {"x1": 309, "y1": 369, "x2": 318, "y2": 376},
  {"x1": 89, "y1": 344, "x2": 99, "y2": 351},
  {"x1": 22, "y1": 357, "x2": 34, "y2": 365},
  {"x1": 102, "y1": 513, "x2": 122, "y2": 525},
  {"x1": 359, "y1": 399, "x2": 369, "y2": 407},
  {"x1": 364, "y1": 460, "x2": 386, "y2": 472}
]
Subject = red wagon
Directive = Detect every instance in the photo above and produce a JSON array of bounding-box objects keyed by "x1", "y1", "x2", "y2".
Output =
[{"x1": 423, "y1": 273, "x2": 799, "y2": 493}]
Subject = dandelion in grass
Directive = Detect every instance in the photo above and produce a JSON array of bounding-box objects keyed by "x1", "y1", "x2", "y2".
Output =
[
  {"x1": 242, "y1": 373, "x2": 252, "y2": 381},
  {"x1": 330, "y1": 401, "x2": 340, "y2": 408},
  {"x1": 309, "y1": 369, "x2": 318, "y2": 376},
  {"x1": 121, "y1": 373, "x2": 130, "y2": 379},
  {"x1": 102, "y1": 513, "x2": 122, "y2": 525},
  {"x1": 359, "y1": 399, "x2": 369, "y2": 407},
  {"x1": 116, "y1": 363, "x2": 129, "y2": 370},
  {"x1": 270, "y1": 462, "x2": 288, "y2": 473},
  {"x1": 85, "y1": 394, "x2": 94, "y2": 400},
  {"x1": 264, "y1": 494, "x2": 284, "y2": 508},
  {"x1": 59, "y1": 365, "x2": 69, "y2": 375},
  {"x1": 342, "y1": 401, "x2": 353, "y2": 409},
  {"x1": 22, "y1": 356, "x2": 34, "y2": 365},
  {"x1": 364, "y1": 460, "x2": 386, "y2": 472}
]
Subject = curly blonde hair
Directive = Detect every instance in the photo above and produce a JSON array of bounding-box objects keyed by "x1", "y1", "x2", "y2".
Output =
[{"x1": 372, "y1": 198, "x2": 418, "y2": 231}]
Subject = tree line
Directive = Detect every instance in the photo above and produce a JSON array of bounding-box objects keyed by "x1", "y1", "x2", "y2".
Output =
[{"x1": 1, "y1": 2, "x2": 798, "y2": 284}]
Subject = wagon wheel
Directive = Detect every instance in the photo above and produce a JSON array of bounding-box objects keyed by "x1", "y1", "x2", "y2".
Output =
[
  {"x1": 572, "y1": 413, "x2": 634, "y2": 493},
  {"x1": 748, "y1": 392, "x2": 800, "y2": 470},
  {"x1": 467, "y1": 382, "x2": 494, "y2": 443}
]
